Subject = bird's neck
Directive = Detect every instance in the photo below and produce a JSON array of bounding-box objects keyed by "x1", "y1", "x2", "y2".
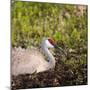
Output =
[{"x1": 41, "y1": 46, "x2": 55, "y2": 68}]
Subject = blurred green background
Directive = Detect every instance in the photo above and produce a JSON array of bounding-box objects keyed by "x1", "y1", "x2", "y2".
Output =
[
  {"x1": 11, "y1": 1, "x2": 87, "y2": 49},
  {"x1": 11, "y1": 1, "x2": 87, "y2": 86}
]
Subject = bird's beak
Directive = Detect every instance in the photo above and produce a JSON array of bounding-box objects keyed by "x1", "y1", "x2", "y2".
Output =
[{"x1": 54, "y1": 44, "x2": 67, "y2": 57}]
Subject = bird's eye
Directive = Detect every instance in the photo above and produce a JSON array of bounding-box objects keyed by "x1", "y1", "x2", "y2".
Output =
[{"x1": 48, "y1": 39, "x2": 55, "y2": 46}]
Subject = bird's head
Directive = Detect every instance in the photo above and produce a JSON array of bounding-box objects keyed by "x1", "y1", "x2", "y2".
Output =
[
  {"x1": 44, "y1": 38, "x2": 55, "y2": 48},
  {"x1": 42, "y1": 37, "x2": 67, "y2": 56}
]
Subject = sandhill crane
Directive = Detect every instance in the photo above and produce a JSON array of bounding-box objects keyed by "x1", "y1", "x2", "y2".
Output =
[{"x1": 12, "y1": 38, "x2": 65, "y2": 76}]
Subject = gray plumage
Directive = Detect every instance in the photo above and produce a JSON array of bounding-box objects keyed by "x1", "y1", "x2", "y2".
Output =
[{"x1": 12, "y1": 38, "x2": 56, "y2": 76}]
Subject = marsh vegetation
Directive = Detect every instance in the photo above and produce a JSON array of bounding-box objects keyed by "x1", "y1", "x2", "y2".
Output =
[{"x1": 11, "y1": 1, "x2": 87, "y2": 90}]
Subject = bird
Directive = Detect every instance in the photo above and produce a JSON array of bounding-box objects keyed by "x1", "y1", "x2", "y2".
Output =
[{"x1": 11, "y1": 37, "x2": 65, "y2": 76}]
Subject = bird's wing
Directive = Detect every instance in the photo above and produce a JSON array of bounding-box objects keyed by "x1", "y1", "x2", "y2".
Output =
[{"x1": 11, "y1": 47, "x2": 46, "y2": 75}]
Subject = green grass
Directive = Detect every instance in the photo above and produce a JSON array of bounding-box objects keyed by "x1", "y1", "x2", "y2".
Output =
[{"x1": 11, "y1": 1, "x2": 88, "y2": 86}]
